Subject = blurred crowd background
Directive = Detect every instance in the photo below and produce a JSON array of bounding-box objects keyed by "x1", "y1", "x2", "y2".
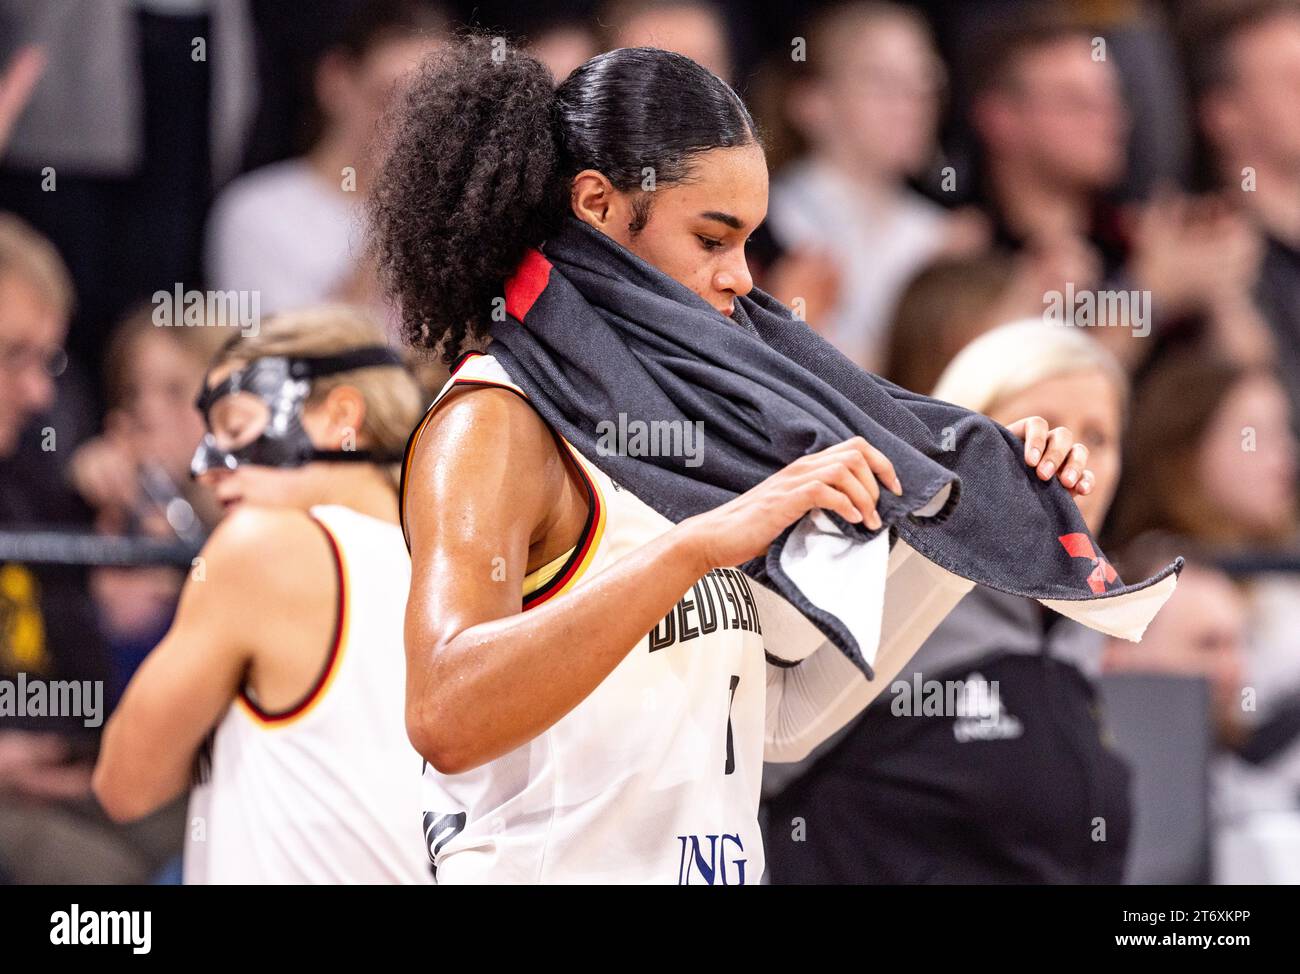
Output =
[{"x1": 1, "y1": 0, "x2": 1298, "y2": 884}]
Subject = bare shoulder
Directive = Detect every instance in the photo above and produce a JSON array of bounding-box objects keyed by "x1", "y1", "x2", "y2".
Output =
[
  {"x1": 415, "y1": 383, "x2": 561, "y2": 469},
  {"x1": 194, "y1": 505, "x2": 333, "y2": 602},
  {"x1": 405, "y1": 384, "x2": 568, "y2": 543}
]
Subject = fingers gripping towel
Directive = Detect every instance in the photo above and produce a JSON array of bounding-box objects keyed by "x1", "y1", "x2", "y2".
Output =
[{"x1": 486, "y1": 217, "x2": 1182, "y2": 679}]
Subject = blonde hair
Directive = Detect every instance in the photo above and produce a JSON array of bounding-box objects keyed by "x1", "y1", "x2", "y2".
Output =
[
  {"x1": 0, "y1": 212, "x2": 74, "y2": 319},
  {"x1": 212, "y1": 304, "x2": 427, "y2": 489},
  {"x1": 931, "y1": 318, "x2": 1128, "y2": 416}
]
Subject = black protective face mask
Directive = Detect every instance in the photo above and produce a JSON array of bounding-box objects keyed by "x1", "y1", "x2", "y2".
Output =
[{"x1": 190, "y1": 346, "x2": 408, "y2": 478}]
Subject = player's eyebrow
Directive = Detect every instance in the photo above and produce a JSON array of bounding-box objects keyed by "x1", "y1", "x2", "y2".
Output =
[{"x1": 699, "y1": 210, "x2": 745, "y2": 230}]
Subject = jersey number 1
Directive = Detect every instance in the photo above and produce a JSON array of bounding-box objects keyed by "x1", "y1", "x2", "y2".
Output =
[{"x1": 725, "y1": 675, "x2": 739, "y2": 775}]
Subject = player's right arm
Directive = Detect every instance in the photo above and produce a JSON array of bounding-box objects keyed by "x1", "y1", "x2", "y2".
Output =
[
  {"x1": 403, "y1": 387, "x2": 901, "y2": 775},
  {"x1": 92, "y1": 506, "x2": 331, "y2": 820}
]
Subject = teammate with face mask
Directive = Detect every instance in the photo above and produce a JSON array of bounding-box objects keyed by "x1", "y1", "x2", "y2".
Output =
[{"x1": 93, "y1": 305, "x2": 432, "y2": 884}]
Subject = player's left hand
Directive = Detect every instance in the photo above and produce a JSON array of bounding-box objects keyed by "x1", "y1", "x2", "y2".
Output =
[{"x1": 1005, "y1": 416, "x2": 1093, "y2": 499}]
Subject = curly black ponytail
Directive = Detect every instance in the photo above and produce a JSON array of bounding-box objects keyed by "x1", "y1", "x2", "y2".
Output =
[
  {"x1": 369, "y1": 32, "x2": 758, "y2": 362},
  {"x1": 369, "y1": 33, "x2": 565, "y2": 360}
]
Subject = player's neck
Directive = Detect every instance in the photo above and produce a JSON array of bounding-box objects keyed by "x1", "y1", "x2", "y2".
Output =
[{"x1": 316, "y1": 465, "x2": 400, "y2": 524}]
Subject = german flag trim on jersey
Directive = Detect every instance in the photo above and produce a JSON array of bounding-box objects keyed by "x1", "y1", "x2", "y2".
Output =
[
  {"x1": 398, "y1": 351, "x2": 607, "y2": 609},
  {"x1": 237, "y1": 512, "x2": 349, "y2": 727}
]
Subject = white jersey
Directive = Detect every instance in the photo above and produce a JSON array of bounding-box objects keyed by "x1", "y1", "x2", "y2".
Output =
[
  {"x1": 403, "y1": 353, "x2": 769, "y2": 884},
  {"x1": 184, "y1": 504, "x2": 430, "y2": 885}
]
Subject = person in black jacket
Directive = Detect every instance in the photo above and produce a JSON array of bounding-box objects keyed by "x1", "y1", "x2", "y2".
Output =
[{"x1": 763, "y1": 319, "x2": 1134, "y2": 883}]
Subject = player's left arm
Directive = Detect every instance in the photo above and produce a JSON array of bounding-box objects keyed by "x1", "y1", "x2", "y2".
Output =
[{"x1": 92, "y1": 513, "x2": 268, "y2": 822}]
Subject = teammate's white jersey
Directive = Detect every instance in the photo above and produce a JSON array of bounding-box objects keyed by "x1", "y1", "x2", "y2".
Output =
[
  {"x1": 184, "y1": 504, "x2": 430, "y2": 885},
  {"x1": 404, "y1": 353, "x2": 768, "y2": 884}
]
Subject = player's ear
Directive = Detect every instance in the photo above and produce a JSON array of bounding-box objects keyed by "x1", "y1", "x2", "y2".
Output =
[
  {"x1": 571, "y1": 169, "x2": 619, "y2": 230},
  {"x1": 319, "y1": 385, "x2": 368, "y2": 448}
]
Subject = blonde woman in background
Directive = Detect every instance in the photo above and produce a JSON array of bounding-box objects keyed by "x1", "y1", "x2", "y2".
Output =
[{"x1": 763, "y1": 320, "x2": 1135, "y2": 884}]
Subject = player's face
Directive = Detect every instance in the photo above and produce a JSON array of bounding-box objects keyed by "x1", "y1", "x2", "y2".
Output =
[
  {"x1": 987, "y1": 367, "x2": 1124, "y2": 534},
  {"x1": 598, "y1": 142, "x2": 769, "y2": 319},
  {"x1": 193, "y1": 362, "x2": 343, "y2": 515}
]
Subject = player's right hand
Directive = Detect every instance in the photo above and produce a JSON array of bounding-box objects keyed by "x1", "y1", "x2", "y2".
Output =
[{"x1": 678, "y1": 436, "x2": 903, "y2": 570}]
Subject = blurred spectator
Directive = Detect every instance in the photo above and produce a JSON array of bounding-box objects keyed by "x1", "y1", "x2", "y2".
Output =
[
  {"x1": 0, "y1": 212, "x2": 65, "y2": 456},
  {"x1": 0, "y1": 213, "x2": 180, "y2": 883},
  {"x1": 968, "y1": 17, "x2": 1128, "y2": 273},
  {"x1": 1103, "y1": 534, "x2": 1252, "y2": 882},
  {"x1": 881, "y1": 254, "x2": 1018, "y2": 393},
  {"x1": 1109, "y1": 532, "x2": 1300, "y2": 884},
  {"x1": 1106, "y1": 351, "x2": 1300, "y2": 883},
  {"x1": 1190, "y1": 0, "x2": 1300, "y2": 430},
  {"x1": 764, "y1": 321, "x2": 1134, "y2": 883},
  {"x1": 240, "y1": 0, "x2": 391, "y2": 171},
  {"x1": 0, "y1": 0, "x2": 257, "y2": 389},
  {"x1": 1105, "y1": 353, "x2": 1297, "y2": 551},
  {"x1": 881, "y1": 238, "x2": 1109, "y2": 394},
  {"x1": 598, "y1": 0, "x2": 734, "y2": 83},
  {"x1": 0, "y1": 44, "x2": 43, "y2": 158},
  {"x1": 526, "y1": 17, "x2": 600, "y2": 82},
  {"x1": 205, "y1": 0, "x2": 447, "y2": 317},
  {"x1": 968, "y1": 12, "x2": 1271, "y2": 371},
  {"x1": 935, "y1": 0, "x2": 1194, "y2": 200},
  {"x1": 72, "y1": 309, "x2": 223, "y2": 540},
  {"x1": 1105, "y1": 543, "x2": 1248, "y2": 750},
  {"x1": 70, "y1": 309, "x2": 225, "y2": 695},
  {"x1": 763, "y1": 2, "x2": 984, "y2": 371}
]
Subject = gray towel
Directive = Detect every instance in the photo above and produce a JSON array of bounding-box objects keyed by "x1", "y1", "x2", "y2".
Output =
[{"x1": 487, "y1": 217, "x2": 1181, "y2": 676}]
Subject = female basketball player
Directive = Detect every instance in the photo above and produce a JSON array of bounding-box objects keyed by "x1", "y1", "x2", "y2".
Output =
[
  {"x1": 373, "y1": 38, "x2": 1098, "y2": 884},
  {"x1": 93, "y1": 305, "x2": 431, "y2": 884}
]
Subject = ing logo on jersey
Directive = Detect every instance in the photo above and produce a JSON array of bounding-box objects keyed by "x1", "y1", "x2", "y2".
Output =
[{"x1": 676, "y1": 833, "x2": 747, "y2": 885}]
